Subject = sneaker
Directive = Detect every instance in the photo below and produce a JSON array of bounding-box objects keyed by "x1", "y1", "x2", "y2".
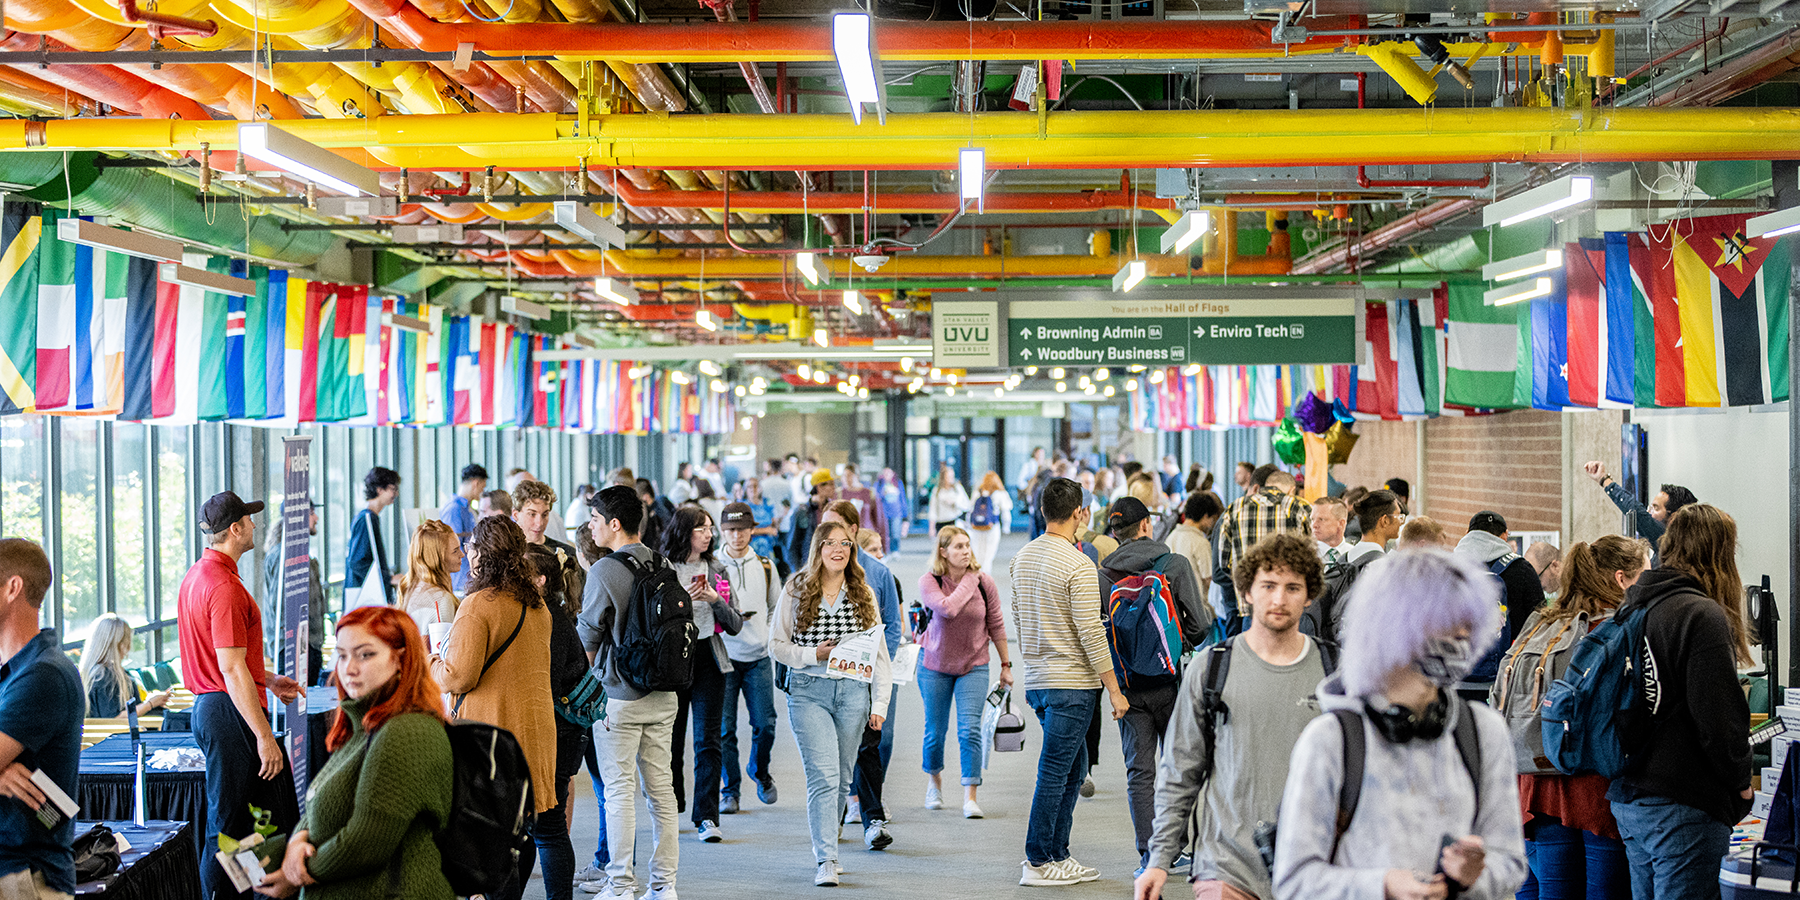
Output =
[
  {"x1": 756, "y1": 778, "x2": 778, "y2": 804},
  {"x1": 843, "y1": 797, "x2": 861, "y2": 825},
  {"x1": 863, "y1": 820, "x2": 893, "y2": 851},
  {"x1": 924, "y1": 785, "x2": 943, "y2": 810},
  {"x1": 721, "y1": 795, "x2": 739, "y2": 815},
  {"x1": 1079, "y1": 776, "x2": 1096, "y2": 798},
  {"x1": 576, "y1": 882, "x2": 608, "y2": 895},
  {"x1": 815, "y1": 862, "x2": 840, "y2": 887},
  {"x1": 579, "y1": 886, "x2": 629, "y2": 900},
  {"x1": 1062, "y1": 857, "x2": 1100, "y2": 883},
  {"x1": 1172, "y1": 852, "x2": 1193, "y2": 871},
  {"x1": 1019, "y1": 860, "x2": 1081, "y2": 887},
  {"x1": 574, "y1": 865, "x2": 606, "y2": 883},
  {"x1": 644, "y1": 887, "x2": 678, "y2": 900},
  {"x1": 698, "y1": 820, "x2": 722, "y2": 843},
  {"x1": 962, "y1": 799, "x2": 984, "y2": 819}
]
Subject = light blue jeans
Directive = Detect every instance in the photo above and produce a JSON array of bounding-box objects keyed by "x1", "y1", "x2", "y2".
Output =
[
  {"x1": 786, "y1": 671, "x2": 871, "y2": 865},
  {"x1": 918, "y1": 663, "x2": 989, "y2": 785},
  {"x1": 1610, "y1": 797, "x2": 1730, "y2": 900}
]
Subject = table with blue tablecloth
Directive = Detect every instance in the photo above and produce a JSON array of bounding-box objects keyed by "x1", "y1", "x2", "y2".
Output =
[
  {"x1": 74, "y1": 820, "x2": 199, "y2": 900},
  {"x1": 78, "y1": 733, "x2": 206, "y2": 860}
]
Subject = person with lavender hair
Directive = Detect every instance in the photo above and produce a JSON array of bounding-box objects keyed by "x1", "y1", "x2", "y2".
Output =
[{"x1": 1273, "y1": 549, "x2": 1526, "y2": 900}]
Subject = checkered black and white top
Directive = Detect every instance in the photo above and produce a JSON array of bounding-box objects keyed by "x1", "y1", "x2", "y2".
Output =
[
  {"x1": 768, "y1": 581, "x2": 895, "y2": 720},
  {"x1": 787, "y1": 587, "x2": 866, "y2": 647}
]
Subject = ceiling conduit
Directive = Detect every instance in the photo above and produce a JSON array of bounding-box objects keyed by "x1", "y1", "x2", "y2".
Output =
[
  {"x1": 508, "y1": 248, "x2": 1291, "y2": 280},
  {"x1": 604, "y1": 175, "x2": 1177, "y2": 214}
]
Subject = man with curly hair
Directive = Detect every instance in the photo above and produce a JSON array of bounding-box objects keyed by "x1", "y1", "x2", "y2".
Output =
[{"x1": 1135, "y1": 533, "x2": 1328, "y2": 900}]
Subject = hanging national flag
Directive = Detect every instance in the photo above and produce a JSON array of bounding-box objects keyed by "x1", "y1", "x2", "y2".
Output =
[
  {"x1": 1563, "y1": 239, "x2": 1606, "y2": 408},
  {"x1": 477, "y1": 318, "x2": 497, "y2": 427},
  {"x1": 1601, "y1": 233, "x2": 1648, "y2": 407},
  {"x1": 1390, "y1": 300, "x2": 1427, "y2": 417},
  {"x1": 33, "y1": 210, "x2": 76, "y2": 411},
  {"x1": 1443, "y1": 281, "x2": 1521, "y2": 410},
  {"x1": 1528, "y1": 261, "x2": 1571, "y2": 411},
  {"x1": 1355, "y1": 302, "x2": 1398, "y2": 419},
  {"x1": 241, "y1": 266, "x2": 272, "y2": 420},
  {"x1": 296, "y1": 280, "x2": 323, "y2": 423},
  {"x1": 449, "y1": 315, "x2": 474, "y2": 425},
  {"x1": 118, "y1": 257, "x2": 157, "y2": 421},
  {"x1": 0, "y1": 203, "x2": 43, "y2": 416},
  {"x1": 1647, "y1": 214, "x2": 1792, "y2": 406},
  {"x1": 192, "y1": 257, "x2": 233, "y2": 421},
  {"x1": 222, "y1": 261, "x2": 252, "y2": 420},
  {"x1": 513, "y1": 330, "x2": 534, "y2": 428}
]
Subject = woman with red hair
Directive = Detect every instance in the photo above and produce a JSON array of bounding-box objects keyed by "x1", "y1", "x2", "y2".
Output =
[{"x1": 256, "y1": 606, "x2": 454, "y2": 900}]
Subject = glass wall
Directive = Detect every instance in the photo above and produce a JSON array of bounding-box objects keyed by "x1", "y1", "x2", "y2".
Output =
[{"x1": 0, "y1": 415, "x2": 623, "y2": 664}]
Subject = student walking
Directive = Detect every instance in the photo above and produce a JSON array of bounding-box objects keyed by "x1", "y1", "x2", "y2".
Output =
[
  {"x1": 1273, "y1": 548, "x2": 1526, "y2": 900},
  {"x1": 768, "y1": 521, "x2": 894, "y2": 887},
  {"x1": 928, "y1": 465, "x2": 971, "y2": 533},
  {"x1": 717, "y1": 503, "x2": 780, "y2": 812},
  {"x1": 345, "y1": 467, "x2": 400, "y2": 609},
  {"x1": 916, "y1": 525, "x2": 1011, "y2": 819},
  {"x1": 1135, "y1": 533, "x2": 1328, "y2": 900},
  {"x1": 1010, "y1": 477, "x2": 1130, "y2": 887},
  {"x1": 661, "y1": 506, "x2": 743, "y2": 843},
  {"x1": 966, "y1": 471, "x2": 1013, "y2": 573},
  {"x1": 257, "y1": 606, "x2": 455, "y2": 900},
  {"x1": 1608, "y1": 505, "x2": 1753, "y2": 900}
]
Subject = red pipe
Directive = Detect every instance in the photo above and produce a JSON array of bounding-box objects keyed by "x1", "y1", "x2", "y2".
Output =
[
  {"x1": 1290, "y1": 197, "x2": 1481, "y2": 274},
  {"x1": 117, "y1": 0, "x2": 217, "y2": 39},
  {"x1": 338, "y1": 3, "x2": 1361, "y2": 58},
  {"x1": 1355, "y1": 167, "x2": 1490, "y2": 189},
  {"x1": 607, "y1": 174, "x2": 1176, "y2": 213}
]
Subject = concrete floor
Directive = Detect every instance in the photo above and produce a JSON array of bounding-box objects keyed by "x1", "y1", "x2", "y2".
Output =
[{"x1": 534, "y1": 531, "x2": 1160, "y2": 899}]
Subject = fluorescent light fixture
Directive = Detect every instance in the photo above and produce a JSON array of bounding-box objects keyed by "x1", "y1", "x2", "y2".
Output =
[
  {"x1": 814, "y1": 327, "x2": 829, "y2": 348},
  {"x1": 553, "y1": 200, "x2": 629, "y2": 247},
  {"x1": 238, "y1": 122, "x2": 379, "y2": 197},
  {"x1": 710, "y1": 378, "x2": 728, "y2": 393},
  {"x1": 1182, "y1": 363, "x2": 1203, "y2": 376},
  {"x1": 843, "y1": 289, "x2": 863, "y2": 315},
  {"x1": 391, "y1": 223, "x2": 464, "y2": 243},
  {"x1": 698, "y1": 360, "x2": 721, "y2": 377},
  {"x1": 797, "y1": 363, "x2": 812, "y2": 380},
  {"x1": 812, "y1": 370, "x2": 829, "y2": 384},
  {"x1": 1094, "y1": 368, "x2": 1109, "y2": 381},
  {"x1": 593, "y1": 277, "x2": 639, "y2": 307},
  {"x1": 158, "y1": 262, "x2": 257, "y2": 297},
  {"x1": 1484, "y1": 276, "x2": 1554, "y2": 306},
  {"x1": 669, "y1": 370, "x2": 692, "y2": 385},
  {"x1": 1125, "y1": 378, "x2": 1139, "y2": 391},
  {"x1": 501, "y1": 294, "x2": 551, "y2": 320},
  {"x1": 831, "y1": 11, "x2": 887, "y2": 125},
  {"x1": 315, "y1": 195, "x2": 399, "y2": 218},
  {"x1": 383, "y1": 312, "x2": 432, "y2": 334},
  {"x1": 959, "y1": 147, "x2": 984, "y2": 211},
  {"x1": 797, "y1": 251, "x2": 823, "y2": 285},
  {"x1": 1113, "y1": 259, "x2": 1147, "y2": 292},
  {"x1": 1159, "y1": 210, "x2": 1210, "y2": 254},
  {"x1": 1055, "y1": 380, "x2": 1067, "y2": 392},
  {"x1": 56, "y1": 219, "x2": 183, "y2": 262},
  {"x1": 1748, "y1": 206, "x2": 1800, "y2": 239},
  {"x1": 696, "y1": 309, "x2": 720, "y2": 331},
  {"x1": 1482, "y1": 175, "x2": 1594, "y2": 228},
  {"x1": 1482, "y1": 248, "x2": 1564, "y2": 282}
]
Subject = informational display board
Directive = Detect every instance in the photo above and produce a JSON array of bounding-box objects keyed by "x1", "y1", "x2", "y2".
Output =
[
  {"x1": 278, "y1": 435, "x2": 313, "y2": 815},
  {"x1": 1005, "y1": 292, "x2": 1363, "y2": 368}
]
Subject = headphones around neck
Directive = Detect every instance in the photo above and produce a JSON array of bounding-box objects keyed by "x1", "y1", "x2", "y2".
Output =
[{"x1": 1363, "y1": 690, "x2": 1451, "y2": 744}]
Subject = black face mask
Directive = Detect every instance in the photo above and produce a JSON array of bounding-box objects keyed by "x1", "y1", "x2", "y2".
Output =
[{"x1": 1364, "y1": 690, "x2": 1450, "y2": 743}]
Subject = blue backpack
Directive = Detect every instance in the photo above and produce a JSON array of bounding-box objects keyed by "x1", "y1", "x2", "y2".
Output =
[
  {"x1": 1466, "y1": 555, "x2": 1517, "y2": 685},
  {"x1": 970, "y1": 494, "x2": 998, "y2": 529},
  {"x1": 1540, "y1": 594, "x2": 1665, "y2": 778},
  {"x1": 1102, "y1": 556, "x2": 1183, "y2": 689}
]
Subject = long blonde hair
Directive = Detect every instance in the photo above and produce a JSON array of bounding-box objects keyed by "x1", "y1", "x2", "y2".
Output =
[
  {"x1": 928, "y1": 524, "x2": 979, "y2": 575},
  {"x1": 79, "y1": 614, "x2": 134, "y2": 716},
  {"x1": 399, "y1": 519, "x2": 458, "y2": 598},
  {"x1": 787, "y1": 521, "x2": 878, "y2": 634}
]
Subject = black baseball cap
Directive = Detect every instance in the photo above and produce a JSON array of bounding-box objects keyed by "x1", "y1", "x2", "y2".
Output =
[
  {"x1": 201, "y1": 490, "x2": 265, "y2": 534},
  {"x1": 720, "y1": 502, "x2": 756, "y2": 529},
  {"x1": 1108, "y1": 497, "x2": 1152, "y2": 534},
  {"x1": 1468, "y1": 510, "x2": 1508, "y2": 536}
]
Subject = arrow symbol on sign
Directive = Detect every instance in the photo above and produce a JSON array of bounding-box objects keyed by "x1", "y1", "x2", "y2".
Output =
[
  {"x1": 1019, "y1": 327, "x2": 1030, "y2": 339},
  {"x1": 1193, "y1": 325, "x2": 1207, "y2": 338},
  {"x1": 1020, "y1": 348, "x2": 1033, "y2": 359}
]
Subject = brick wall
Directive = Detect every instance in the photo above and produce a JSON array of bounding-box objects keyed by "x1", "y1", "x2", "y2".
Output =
[
  {"x1": 1422, "y1": 410, "x2": 1563, "y2": 538},
  {"x1": 1330, "y1": 419, "x2": 1419, "y2": 497}
]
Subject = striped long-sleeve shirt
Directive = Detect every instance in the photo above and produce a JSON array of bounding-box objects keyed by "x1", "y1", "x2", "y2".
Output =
[{"x1": 1009, "y1": 533, "x2": 1112, "y2": 691}]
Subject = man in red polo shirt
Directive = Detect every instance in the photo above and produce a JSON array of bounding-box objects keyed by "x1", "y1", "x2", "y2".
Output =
[{"x1": 178, "y1": 491, "x2": 302, "y2": 900}]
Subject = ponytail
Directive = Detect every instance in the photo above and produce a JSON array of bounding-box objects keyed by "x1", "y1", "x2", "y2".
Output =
[{"x1": 1548, "y1": 535, "x2": 1651, "y2": 622}]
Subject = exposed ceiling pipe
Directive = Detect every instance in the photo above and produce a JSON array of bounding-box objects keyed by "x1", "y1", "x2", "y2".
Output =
[
  {"x1": 605, "y1": 173, "x2": 1177, "y2": 214},
  {"x1": 321, "y1": 7, "x2": 1364, "y2": 60},
  {"x1": 0, "y1": 32, "x2": 210, "y2": 118},
  {"x1": 1648, "y1": 26, "x2": 1800, "y2": 108},
  {"x1": 1289, "y1": 197, "x2": 1480, "y2": 274},
  {"x1": 512, "y1": 248, "x2": 1292, "y2": 279}
]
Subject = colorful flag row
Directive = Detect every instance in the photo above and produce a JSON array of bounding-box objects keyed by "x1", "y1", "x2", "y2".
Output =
[{"x1": 0, "y1": 205, "x2": 735, "y2": 434}]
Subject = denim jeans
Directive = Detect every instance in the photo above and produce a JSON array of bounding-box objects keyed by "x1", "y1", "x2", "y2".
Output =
[
  {"x1": 1519, "y1": 820, "x2": 1630, "y2": 900},
  {"x1": 851, "y1": 686, "x2": 897, "y2": 826},
  {"x1": 721, "y1": 655, "x2": 777, "y2": 799},
  {"x1": 685, "y1": 661, "x2": 728, "y2": 826},
  {"x1": 580, "y1": 735, "x2": 609, "y2": 868},
  {"x1": 918, "y1": 664, "x2": 989, "y2": 785},
  {"x1": 1611, "y1": 797, "x2": 1730, "y2": 900},
  {"x1": 507, "y1": 757, "x2": 574, "y2": 900},
  {"x1": 1025, "y1": 688, "x2": 1099, "y2": 866},
  {"x1": 1118, "y1": 682, "x2": 1180, "y2": 865},
  {"x1": 787, "y1": 671, "x2": 871, "y2": 865}
]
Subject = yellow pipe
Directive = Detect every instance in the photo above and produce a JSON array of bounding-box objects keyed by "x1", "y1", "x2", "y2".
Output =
[
  {"x1": 474, "y1": 201, "x2": 554, "y2": 221},
  {"x1": 734, "y1": 302, "x2": 811, "y2": 340},
  {"x1": 12, "y1": 108, "x2": 1800, "y2": 168},
  {"x1": 1361, "y1": 44, "x2": 1439, "y2": 105}
]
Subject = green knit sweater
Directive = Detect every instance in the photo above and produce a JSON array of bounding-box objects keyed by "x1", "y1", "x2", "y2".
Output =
[{"x1": 298, "y1": 697, "x2": 454, "y2": 900}]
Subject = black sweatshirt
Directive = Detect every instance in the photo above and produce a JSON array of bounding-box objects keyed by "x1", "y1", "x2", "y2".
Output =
[{"x1": 1607, "y1": 568, "x2": 1753, "y2": 825}]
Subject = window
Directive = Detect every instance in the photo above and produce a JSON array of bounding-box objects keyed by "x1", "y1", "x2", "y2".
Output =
[
  {"x1": 324, "y1": 429, "x2": 349, "y2": 585},
  {"x1": 59, "y1": 419, "x2": 101, "y2": 639},
  {"x1": 0, "y1": 415, "x2": 45, "y2": 547},
  {"x1": 156, "y1": 426, "x2": 191, "y2": 606},
  {"x1": 113, "y1": 423, "x2": 150, "y2": 624}
]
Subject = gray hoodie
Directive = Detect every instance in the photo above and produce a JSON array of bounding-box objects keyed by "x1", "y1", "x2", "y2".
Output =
[
  {"x1": 1272, "y1": 673, "x2": 1526, "y2": 900},
  {"x1": 1099, "y1": 537, "x2": 1211, "y2": 664}
]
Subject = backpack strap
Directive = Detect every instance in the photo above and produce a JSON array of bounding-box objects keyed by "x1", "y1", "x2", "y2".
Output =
[
  {"x1": 758, "y1": 555, "x2": 773, "y2": 598},
  {"x1": 1488, "y1": 554, "x2": 1519, "y2": 576},
  {"x1": 1330, "y1": 709, "x2": 1366, "y2": 864},
  {"x1": 451, "y1": 601, "x2": 529, "y2": 719},
  {"x1": 1449, "y1": 697, "x2": 1484, "y2": 826},
  {"x1": 1197, "y1": 637, "x2": 1236, "y2": 784}
]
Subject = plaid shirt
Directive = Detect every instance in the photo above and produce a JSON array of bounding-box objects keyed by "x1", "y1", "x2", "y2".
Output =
[{"x1": 1217, "y1": 488, "x2": 1313, "y2": 588}]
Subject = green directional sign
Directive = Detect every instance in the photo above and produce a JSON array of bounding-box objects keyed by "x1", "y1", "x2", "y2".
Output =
[{"x1": 1006, "y1": 294, "x2": 1362, "y2": 368}]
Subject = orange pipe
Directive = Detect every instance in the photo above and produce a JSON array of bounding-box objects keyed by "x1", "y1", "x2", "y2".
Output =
[
  {"x1": 606, "y1": 174, "x2": 1178, "y2": 214},
  {"x1": 342, "y1": 2, "x2": 1360, "y2": 59},
  {"x1": 0, "y1": 33, "x2": 209, "y2": 118}
]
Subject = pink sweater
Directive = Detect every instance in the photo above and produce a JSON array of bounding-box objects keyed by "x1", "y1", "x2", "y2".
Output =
[{"x1": 917, "y1": 570, "x2": 1007, "y2": 676}]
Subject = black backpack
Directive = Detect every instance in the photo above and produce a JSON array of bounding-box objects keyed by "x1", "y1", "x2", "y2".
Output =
[
  {"x1": 440, "y1": 605, "x2": 537, "y2": 897},
  {"x1": 1302, "y1": 550, "x2": 1382, "y2": 645},
  {"x1": 603, "y1": 550, "x2": 698, "y2": 694},
  {"x1": 1196, "y1": 635, "x2": 1340, "y2": 785}
]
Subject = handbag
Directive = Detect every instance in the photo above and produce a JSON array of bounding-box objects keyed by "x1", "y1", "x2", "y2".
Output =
[
  {"x1": 72, "y1": 824, "x2": 122, "y2": 883},
  {"x1": 555, "y1": 668, "x2": 607, "y2": 730}
]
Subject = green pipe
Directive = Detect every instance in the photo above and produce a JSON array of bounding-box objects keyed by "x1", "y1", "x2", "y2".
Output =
[{"x1": 2, "y1": 152, "x2": 338, "y2": 266}]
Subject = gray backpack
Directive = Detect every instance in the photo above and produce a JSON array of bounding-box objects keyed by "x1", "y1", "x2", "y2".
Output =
[{"x1": 1489, "y1": 609, "x2": 1597, "y2": 774}]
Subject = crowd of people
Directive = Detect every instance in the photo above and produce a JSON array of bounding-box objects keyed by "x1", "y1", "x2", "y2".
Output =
[{"x1": 0, "y1": 441, "x2": 1761, "y2": 900}]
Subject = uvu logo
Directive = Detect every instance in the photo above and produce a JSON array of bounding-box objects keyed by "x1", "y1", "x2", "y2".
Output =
[{"x1": 946, "y1": 325, "x2": 989, "y2": 342}]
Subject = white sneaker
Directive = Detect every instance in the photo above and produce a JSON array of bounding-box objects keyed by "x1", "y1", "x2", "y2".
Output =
[
  {"x1": 815, "y1": 861, "x2": 840, "y2": 886},
  {"x1": 582, "y1": 887, "x2": 631, "y2": 900},
  {"x1": 643, "y1": 887, "x2": 677, "y2": 900},
  {"x1": 924, "y1": 785, "x2": 943, "y2": 810},
  {"x1": 1062, "y1": 857, "x2": 1100, "y2": 883},
  {"x1": 574, "y1": 865, "x2": 606, "y2": 883},
  {"x1": 697, "y1": 820, "x2": 722, "y2": 843},
  {"x1": 1019, "y1": 860, "x2": 1081, "y2": 887},
  {"x1": 843, "y1": 797, "x2": 861, "y2": 825},
  {"x1": 864, "y1": 819, "x2": 893, "y2": 851},
  {"x1": 963, "y1": 799, "x2": 984, "y2": 819}
]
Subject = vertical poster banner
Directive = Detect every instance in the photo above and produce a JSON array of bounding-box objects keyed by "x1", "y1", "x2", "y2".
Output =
[{"x1": 279, "y1": 435, "x2": 313, "y2": 815}]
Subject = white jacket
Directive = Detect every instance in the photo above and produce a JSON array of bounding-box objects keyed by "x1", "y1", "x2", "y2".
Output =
[{"x1": 929, "y1": 483, "x2": 971, "y2": 523}]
